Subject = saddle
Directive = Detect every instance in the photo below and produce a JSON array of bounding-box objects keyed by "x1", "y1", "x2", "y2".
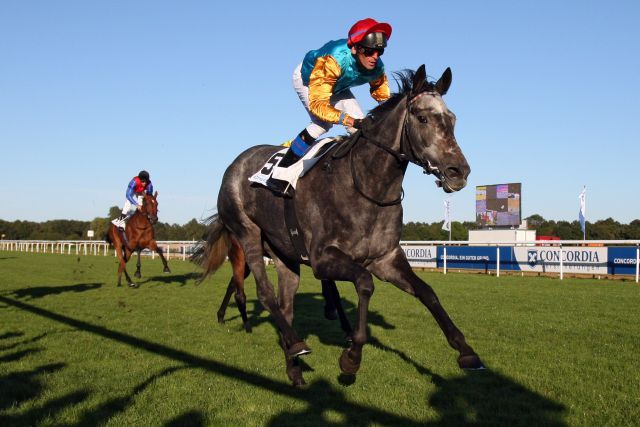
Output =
[{"x1": 248, "y1": 137, "x2": 337, "y2": 191}]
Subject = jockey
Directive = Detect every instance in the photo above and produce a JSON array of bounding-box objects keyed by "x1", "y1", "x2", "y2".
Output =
[
  {"x1": 267, "y1": 17, "x2": 392, "y2": 196},
  {"x1": 111, "y1": 170, "x2": 154, "y2": 230}
]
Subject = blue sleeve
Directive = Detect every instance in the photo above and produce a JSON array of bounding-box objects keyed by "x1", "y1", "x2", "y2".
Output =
[
  {"x1": 125, "y1": 179, "x2": 138, "y2": 205},
  {"x1": 146, "y1": 182, "x2": 154, "y2": 195}
]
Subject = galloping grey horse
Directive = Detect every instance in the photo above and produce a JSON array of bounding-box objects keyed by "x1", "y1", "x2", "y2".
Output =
[{"x1": 196, "y1": 65, "x2": 483, "y2": 386}]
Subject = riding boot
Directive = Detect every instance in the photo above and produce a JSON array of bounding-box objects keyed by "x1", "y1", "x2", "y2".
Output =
[
  {"x1": 267, "y1": 130, "x2": 315, "y2": 197},
  {"x1": 111, "y1": 214, "x2": 127, "y2": 230}
]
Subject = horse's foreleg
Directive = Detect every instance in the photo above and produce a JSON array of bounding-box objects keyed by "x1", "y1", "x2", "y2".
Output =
[
  {"x1": 122, "y1": 248, "x2": 136, "y2": 287},
  {"x1": 315, "y1": 247, "x2": 374, "y2": 376},
  {"x1": 369, "y1": 247, "x2": 484, "y2": 370},
  {"x1": 149, "y1": 241, "x2": 170, "y2": 273},
  {"x1": 134, "y1": 250, "x2": 142, "y2": 279}
]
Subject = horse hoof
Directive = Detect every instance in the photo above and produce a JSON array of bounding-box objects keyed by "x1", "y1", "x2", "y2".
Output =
[
  {"x1": 163, "y1": 268, "x2": 171, "y2": 273},
  {"x1": 128, "y1": 283, "x2": 138, "y2": 288},
  {"x1": 458, "y1": 354, "x2": 485, "y2": 370},
  {"x1": 134, "y1": 272, "x2": 141, "y2": 279},
  {"x1": 324, "y1": 306, "x2": 338, "y2": 320},
  {"x1": 292, "y1": 377, "x2": 307, "y2": 388},
  {"x1": 287, "y1": 341, "x2": 312, "y2": 358},
  {"x1": 244, "y1": 323, "x2": 252, "y2": 333},
  {"x1": 339, "y1": 349, "x2": 360, "y2": 375}
]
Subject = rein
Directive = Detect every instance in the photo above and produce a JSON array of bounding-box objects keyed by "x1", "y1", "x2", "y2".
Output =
[{"x1": 330, "y1": 90, "x2": 440, "y2": 207}]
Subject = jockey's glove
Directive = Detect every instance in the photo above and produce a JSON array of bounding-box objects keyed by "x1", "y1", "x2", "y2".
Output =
[{"x1": 352, "y1": 119, "x2": 364, "y2": 129}]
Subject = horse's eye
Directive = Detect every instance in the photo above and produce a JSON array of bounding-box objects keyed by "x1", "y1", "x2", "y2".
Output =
[{"x1": 417, "y1": 115, "x2": 428, "y2": 124}]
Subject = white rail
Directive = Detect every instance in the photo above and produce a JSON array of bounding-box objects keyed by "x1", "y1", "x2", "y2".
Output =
[{"x1": 1, "y1": 239, "x2": 639, "y2": 282}]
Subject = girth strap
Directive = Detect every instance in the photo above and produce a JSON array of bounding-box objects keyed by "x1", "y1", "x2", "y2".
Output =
[{"x1": 284, "y1": 196, "x2": 309, "y2": 261}]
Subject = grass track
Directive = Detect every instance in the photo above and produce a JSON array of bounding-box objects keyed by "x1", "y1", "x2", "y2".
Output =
[{"x1": 0, "y1": 252, "x2": 638, "y2": 426}]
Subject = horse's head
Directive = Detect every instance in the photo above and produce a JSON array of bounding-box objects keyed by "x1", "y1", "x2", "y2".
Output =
[
  {"x1": 402, "y1": 65, "x2": 470, "y2": 193},
  {"x1": 141, "y1": 191, "x2": 159, "y2": 224}
]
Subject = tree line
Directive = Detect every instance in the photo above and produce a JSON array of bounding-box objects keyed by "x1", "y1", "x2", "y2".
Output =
[{"x1": 1, "y1": 211, "x2": 640, "y2": 241}]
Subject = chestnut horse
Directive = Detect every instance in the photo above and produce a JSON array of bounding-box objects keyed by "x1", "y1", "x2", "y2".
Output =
[
  {"x1": 215, "y1": 234, "x2": 353, "y2": 338},
  {"x1": 106, "y1": 192, "x2": 170, "y2": 287}
]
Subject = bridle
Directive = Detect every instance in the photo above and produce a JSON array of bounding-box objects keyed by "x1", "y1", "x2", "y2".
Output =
[
  {"x1": 133, "y1": 197, "x2": 157, "y2": 230},
  {"x1": 333, "y1": 89, "x2": 444, "y2": 207}
]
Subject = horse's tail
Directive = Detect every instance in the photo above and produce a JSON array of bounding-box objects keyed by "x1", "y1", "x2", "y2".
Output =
[{"x1": 191, "y1": 213, "x2": 231, "y2": 282}]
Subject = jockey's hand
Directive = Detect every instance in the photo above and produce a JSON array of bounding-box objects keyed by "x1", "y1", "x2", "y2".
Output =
[
  {"x1": 136, "y1": 205, "x2": 143, "y2": 211},
  {"x1": 352, "y1": 118, "x2": 364, "y2": 129}
]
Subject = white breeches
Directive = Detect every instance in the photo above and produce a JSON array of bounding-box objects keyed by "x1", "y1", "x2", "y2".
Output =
[
  {"x1": 122, "y1": 195, "x2": 143, "y2": 215},
  {"x1": 292, "y1": 63, "x2": 365, "y2": 139}
]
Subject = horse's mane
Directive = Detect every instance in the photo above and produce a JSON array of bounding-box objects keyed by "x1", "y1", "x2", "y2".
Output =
[{"x1": 367, "y1": 69, "x2": 436, "y2": 120}]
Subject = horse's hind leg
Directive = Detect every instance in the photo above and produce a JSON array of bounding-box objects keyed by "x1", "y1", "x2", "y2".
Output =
[
  {"x1": 322, "y1": 280, "x2": 353, "y2": 342},
  {"x1": 217, "y1": 280, "x2": 235, "y2": 324},
  {"x1": 237, "y1": 232, "x2": 309, "y2": 359},
  {"x1": 321, "y1": 280, "x2": 338, "y2": 320},
  {"x1": 234, "y1": 264, "x2": 251, "y2": 332},
  {"x1": 229, "y1": 236, "x2": 251, "y2": 332},
  {"x1": 369, "y1": 247, "x2": 484, "y2": 370},
  {"x1": 266, "y1": 248, "x2": 306, "y2": 386},
  {"x1": 134, "y1": 250, "x2": 142, "y2": 279}
]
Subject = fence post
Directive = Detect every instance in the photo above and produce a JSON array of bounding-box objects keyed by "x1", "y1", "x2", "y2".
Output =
[
  {"x1": 636, "y1": 245, "x2": 640, "y2": 283},
  {"x1": 559, "y1": 244, "x2": 564, "y2": 281},
  {"x1": 443, "y1": 246, "x2": 447, "y2": 275},
  {"x1": 496, "y1": 246, "x2": 500, "y2": 277}
]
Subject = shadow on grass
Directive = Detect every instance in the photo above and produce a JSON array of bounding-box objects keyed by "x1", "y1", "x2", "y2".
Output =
[
  {"x1": 216, "y1": 287, "x2": 392, "y2": 351},
  {"x1": 139, "y1": 272, "x2": 201, "y2": 287},
  {"x1": 6, "y1": 283, "x2": 102, "y2": 300},
  {"x1": 0, "y1": 296, "x2": 567, "y2": 426}
]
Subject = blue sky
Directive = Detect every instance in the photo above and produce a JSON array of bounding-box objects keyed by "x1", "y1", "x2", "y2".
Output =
[{"x1": 1, "y1": 1, "x2": 639, "y2": 225}]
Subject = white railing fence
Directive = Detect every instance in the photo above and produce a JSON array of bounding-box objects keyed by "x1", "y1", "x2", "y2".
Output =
[
  {"x1": 0, "y1": 240, "x2": 199, "y2": 261},
  {"x1": 1, "y1": 239, "x2": 639, "y2": 282}
]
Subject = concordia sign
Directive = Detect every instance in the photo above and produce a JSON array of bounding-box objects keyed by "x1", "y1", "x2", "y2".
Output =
[{"x1": 400, "y1": 244, "x2": 638, "y2": 277}]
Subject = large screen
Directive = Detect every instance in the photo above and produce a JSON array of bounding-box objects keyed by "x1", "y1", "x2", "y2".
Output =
[{"x1": 476, "y1": 183, "x2": 522, "y2": 227}]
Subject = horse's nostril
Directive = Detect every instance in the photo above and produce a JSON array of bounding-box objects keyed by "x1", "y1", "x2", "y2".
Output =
[{"x1": 447, "y1": 167, "x2": 463, "y2": 179}]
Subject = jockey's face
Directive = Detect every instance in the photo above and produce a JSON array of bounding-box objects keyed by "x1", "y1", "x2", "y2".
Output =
[{"x1": 352, "y1": 45, "x2": 382, "y2": 70}]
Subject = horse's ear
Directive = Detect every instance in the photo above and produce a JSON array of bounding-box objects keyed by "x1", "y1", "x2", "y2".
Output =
[
  {"x1": 435, "y1": 67, "x2": 452, "y2": 95},
  {"x1": 412, "y1": 64, "x2": 427, "y2": 95},
  {"x1": 154, "y1": 191, "x2": 158, "y2": 198}
]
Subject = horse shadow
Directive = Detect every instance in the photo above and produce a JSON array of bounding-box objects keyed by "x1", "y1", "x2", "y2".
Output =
[
  {"x1": 138, "y1": 272, "x2": 201, "y2": 287},
  {"x1": 1, "y1": 297, "x2": 567, "y2": 426},
  {"x1": 218, "y1": 285, "x2": 393, "y2": 349},
  {"x1": 5, "y1": 283, "x2": 103, "y2": 300},
  {"x1": 266, "y1": 365, "x2": 566, "y2": 427}
]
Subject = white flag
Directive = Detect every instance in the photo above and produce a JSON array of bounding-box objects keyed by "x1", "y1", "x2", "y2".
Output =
[
  {"x1": 578, "y1": 186, "x2": 586, "y2": 234},
  {"x1": 442, "y1": 199, "x2": 451, "y2": 231}
]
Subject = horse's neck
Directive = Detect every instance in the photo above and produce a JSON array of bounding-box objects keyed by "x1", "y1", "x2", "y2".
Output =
[
  {"x1": 355, "y1": 102, "x2": 408, "y2": 188},
  {"x1": 129, "y1": 211, "x2": 149, "y2": 229}
]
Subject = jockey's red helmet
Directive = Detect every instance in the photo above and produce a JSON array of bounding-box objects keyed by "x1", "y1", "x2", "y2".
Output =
[{"x1": 347, "y1": 18, "x2": 392, "y2": 48}]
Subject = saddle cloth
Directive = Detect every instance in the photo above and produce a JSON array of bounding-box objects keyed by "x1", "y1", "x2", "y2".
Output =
[{"x1": 248, "y1": 137, "x2": 336, "y2": 190}]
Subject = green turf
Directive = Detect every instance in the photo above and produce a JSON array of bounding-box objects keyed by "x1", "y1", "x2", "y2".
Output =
[{"x1": 0, "y1": 252, "x2": 638, "y2": 426}]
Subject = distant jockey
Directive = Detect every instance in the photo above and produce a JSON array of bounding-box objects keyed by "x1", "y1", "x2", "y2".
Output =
[
  {"x1": 267, "y1": 17, "x2": 392, "y2": 196},
  {"x1": 111, "y1": 170, "x2": 154, "y2": 230}
]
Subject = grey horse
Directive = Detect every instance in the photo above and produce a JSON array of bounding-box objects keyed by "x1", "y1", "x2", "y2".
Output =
[{"x1": 195, "y1": 65, "x2": 482, "y2": 386}]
